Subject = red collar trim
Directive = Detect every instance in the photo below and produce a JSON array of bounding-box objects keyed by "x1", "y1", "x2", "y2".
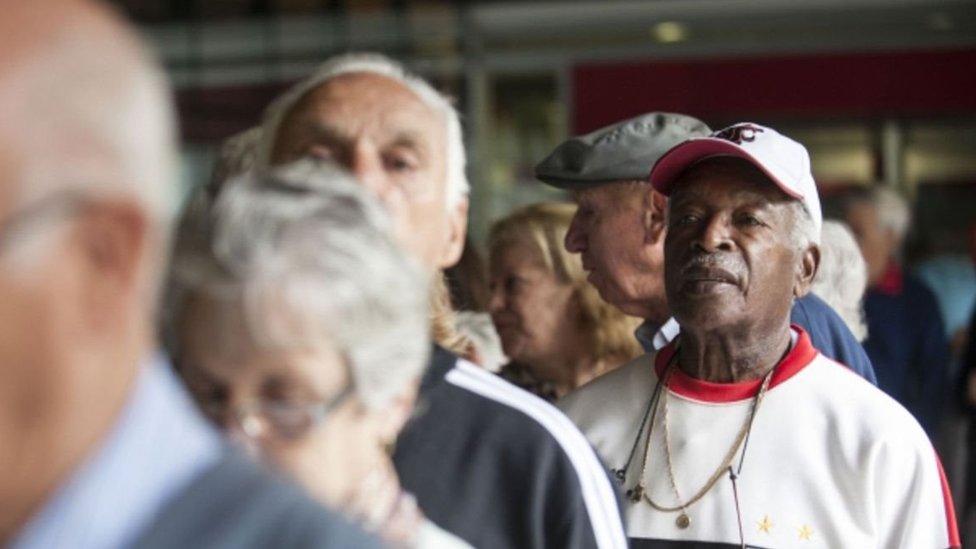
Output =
[
  {"x1": 653, "y1": 326, "x2": 818, "y2": 403},
  {"x1": 872, "y1": 261, "x2": 903, "y2": 294}
]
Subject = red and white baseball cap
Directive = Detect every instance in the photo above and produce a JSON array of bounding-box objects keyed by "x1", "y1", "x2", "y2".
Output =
[{"x1": 649, "y1": 122, "x2": 822, "y2": 238}]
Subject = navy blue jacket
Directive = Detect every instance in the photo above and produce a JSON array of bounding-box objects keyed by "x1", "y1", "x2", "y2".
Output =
[
  {"x1": 863, "y1": 267, "x2": 951, "y2": 437},
  {"x1": 792, "y1": 293, "x2": 877, "y2": 385}
]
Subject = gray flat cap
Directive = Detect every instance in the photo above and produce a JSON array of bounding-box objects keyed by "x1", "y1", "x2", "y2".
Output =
[{"x1": 535, "y1": 112, "x2": 711, "y2": 190}]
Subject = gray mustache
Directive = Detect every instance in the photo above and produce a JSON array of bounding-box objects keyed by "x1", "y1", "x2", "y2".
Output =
[{"x1": 679, "y1": 254, "x2": 744, "y2": 277}]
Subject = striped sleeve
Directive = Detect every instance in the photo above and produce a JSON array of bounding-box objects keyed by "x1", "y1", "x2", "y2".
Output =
[{"x1": 447, "y1": 360, "x2": 628, "y2": 549}]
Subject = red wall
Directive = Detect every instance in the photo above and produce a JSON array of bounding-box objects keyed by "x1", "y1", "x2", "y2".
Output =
[{"x1": 572, "y1": 48, "x2": 976, "y2": 133}]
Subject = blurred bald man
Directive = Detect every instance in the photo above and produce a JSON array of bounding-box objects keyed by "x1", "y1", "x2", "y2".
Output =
[{"x1": 0, "y1": 2, "x2": 382, "y2": 548}]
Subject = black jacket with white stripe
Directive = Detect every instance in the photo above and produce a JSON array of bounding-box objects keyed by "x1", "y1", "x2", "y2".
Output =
[{"x1": 394, "y1": 345, "x2": 627, "y2": 549}]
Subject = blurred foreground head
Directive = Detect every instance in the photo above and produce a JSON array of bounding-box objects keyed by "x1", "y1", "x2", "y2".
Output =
[{"x1": 0, "y1": 0, "x2": 176, "y2": 540}]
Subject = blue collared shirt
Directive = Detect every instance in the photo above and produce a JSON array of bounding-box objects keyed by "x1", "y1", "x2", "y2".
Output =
[{"x1": 9, "y1": 355, "x2": 221, "y2": 549}]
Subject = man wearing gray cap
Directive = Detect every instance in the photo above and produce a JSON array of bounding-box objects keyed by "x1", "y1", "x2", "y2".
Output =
[
  {"x1": 559, "y1": 121, "x2": 958, "y2": 547},
  {"x1": 535, "y1": 112, "x2": 876, "y2": 384}
]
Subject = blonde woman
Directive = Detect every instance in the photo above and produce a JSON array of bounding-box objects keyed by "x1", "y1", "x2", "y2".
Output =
[{"x1": 488, "y1": 202, "x2": 642, "y2": 400}]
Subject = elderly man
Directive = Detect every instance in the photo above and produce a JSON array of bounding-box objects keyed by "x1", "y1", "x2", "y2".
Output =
[
  {"x1": 836, "y1": 185, "x2": 951, "y2": 436},
  {"x1": 536, "y1": 112, "x2": 877, "y2": 384},
  {"x1": 251, "y1": 53, "x2": 626, "y2": 549},
  {"x1": 0, "y1": 2, "x2": 383, "y2": 548},
  {"x1": 560, "y1": 122, "x2": 959, "y2": 547}
]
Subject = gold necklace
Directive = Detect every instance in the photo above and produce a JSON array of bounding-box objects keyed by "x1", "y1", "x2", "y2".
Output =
[{"x1": 630, "y1": 357, "x2": 776, "y2": 530}]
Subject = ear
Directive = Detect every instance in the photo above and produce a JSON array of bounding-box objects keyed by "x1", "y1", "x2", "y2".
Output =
[
  {"x1": 643, "y1": 188, "x2": 668, "y2": 245},
  {"x1": 793, "y1": 244, "x2": 820, "y2": 298},
  {"x1": 437, "y1": 196, "x2": 469, "y2": 269},
  {"x1": 74, "y1": 200, "x2": 150, "y2": 331}
]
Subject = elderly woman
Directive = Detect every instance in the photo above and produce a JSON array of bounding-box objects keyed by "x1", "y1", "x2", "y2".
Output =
[
  {"x1": 488, "y1": 202, "x2": 642, "y2": 400},
  {"x1": 166, "y1": 160, "x2": 469, "y2": 548},
  {"x1": 811, "y1": 219, "x2": 869, "y2": 341}
]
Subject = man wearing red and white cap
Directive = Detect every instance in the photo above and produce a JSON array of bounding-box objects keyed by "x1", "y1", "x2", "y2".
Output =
[{"x1": 561, "y1": 122, "x2": 960, "y2": 548}]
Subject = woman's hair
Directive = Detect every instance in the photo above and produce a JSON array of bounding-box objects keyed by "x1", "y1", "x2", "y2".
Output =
[
  {"x1": 164, "y1": 159, "x2": 430, "y2": 409},
  {"x1": 811, "y1": 220, "x2": 869, "y2": 341},
  {"x1": 488, "y1": 202, "x2": 642, "y2": 362}
]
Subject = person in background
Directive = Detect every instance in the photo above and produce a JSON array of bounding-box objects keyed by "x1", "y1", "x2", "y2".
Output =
[
  {"x1": 445, "y1": 238, "x2": 507, "y2": 371},
  {"x1": 168, "y1": 160, "x2": 471, "y2": 548},
  {"x1": 488, "y1": 202, "x2": 642, "y2": 401},
  {"x1": 0, "y1": 2, "x2": 381, "y2": 548},
  {"x1": 204, "y1": 126, "x2": 477, "y2": 364},
  {"x1": 837, "y1": 184, "x2": 952, "y2": 437},
  {"x1": 914, "y1": 253, "x2": 976, "y2": 363},
  {"x1": 561, "y1": 122, "x2": 959, "y2": 548},
  {"x1": 254, "y1": 52, "x2": 627, "y2": 549},
  {"x1": 810, "y1": 220, "x2": 869, "y2": 341},
  {"x1": 961, "y1": 304, "x2": 976, "y2": 540},
  {"x1": 535, "y1": 112, "x2": 877, "y2": 384},
  {"x1": 446, "y1": 236, "x2": 491, "y2": 312}
]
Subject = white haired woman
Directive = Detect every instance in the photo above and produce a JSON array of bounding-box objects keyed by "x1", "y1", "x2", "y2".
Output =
[
  {"x1": 165, "y1": 159, "x2": 470, "y2": 548},
  {"x1": 811, "y1": 219, "x2": 869, "y2": 341}
]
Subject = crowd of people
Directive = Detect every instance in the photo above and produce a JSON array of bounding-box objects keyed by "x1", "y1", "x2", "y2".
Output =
[{"x1": 1, "y1": 1, "x2": 971, "y2": 548}]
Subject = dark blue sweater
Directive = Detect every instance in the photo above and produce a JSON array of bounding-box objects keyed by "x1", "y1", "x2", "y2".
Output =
[
  {"x1": 791, "y1": 292, "x2": 877, "y2": 385},
  {"x1": 863, "y1": 265, "x2": 951, "y2": 437}
]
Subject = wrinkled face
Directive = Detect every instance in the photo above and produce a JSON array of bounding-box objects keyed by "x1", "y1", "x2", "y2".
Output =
[
  {"x1": 488, "y1": 242, "x2": 579, "y2": 377},
  {"x1": 176, "y1": 294, "x2": 379, "y2": 509},
  {"x1": 564, "y1": 182, "x2": 665, "y2": 320},
  {"x1": 664, "y1": 161, "x2": 804, "y2": 335},
  {"x1": 842, "y1": 201, "x2": 892, "y2": 286},
  {"x1": 270, "y1": 72, "x2": 462, "y2": 270}
]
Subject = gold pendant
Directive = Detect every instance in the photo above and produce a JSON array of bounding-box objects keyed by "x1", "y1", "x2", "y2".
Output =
[
  {"x1": 676, "y1": 513, "x2": 691, "y2": 529},
  {"x1": 628, "y1": 485, "x2": 644, "y2": 503}
]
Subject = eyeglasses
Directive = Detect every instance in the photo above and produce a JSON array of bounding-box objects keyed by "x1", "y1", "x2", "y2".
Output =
[
  {"x1": 0, "y1": 191, "x2": 88, "y2": 254},
  {"x1": 195, "y1": 385, "x2": 356, "y2": 440}
]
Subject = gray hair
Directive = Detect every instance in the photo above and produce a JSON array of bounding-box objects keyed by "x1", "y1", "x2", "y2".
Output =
[
  {"x1": 811, "y1": 220, "x2": 868, "y2": 341},
  {"x1": 790, "y1": 200, "x2": 821, "y2": 251},
  {"x1": 873, "y1": 185, "x2": 911, "y2": 242},
  {"x1": 257, "y1": 52, "x2": 468, "y2": 208},
  {"x1": 167, "y1": 159, "x2": 430, "y2": 410},
  {"x1": 834, "y1": 184, "x2": 911, "y2": 243}
]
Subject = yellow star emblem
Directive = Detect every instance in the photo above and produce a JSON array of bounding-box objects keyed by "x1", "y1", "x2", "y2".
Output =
[
  {"x1": 757, "y1": 515, "x2": 773, "y2": 534},
  {"x1": 798, "y1": 524, "x2": 814, "y2": 541}
]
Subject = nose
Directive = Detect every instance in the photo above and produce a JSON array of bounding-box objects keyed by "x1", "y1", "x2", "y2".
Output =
[
  {"x1": 221, "y1": 403, "x2": 267, "y2": 440},
  {"x1": 564, "y1": 213, "x2": 586, "y2": 253},
  {"x1": 348, "y1": 146, "x2": 394, "y2": 205},
  {"x1": 487, "y1": 282, "x2": 505, "y2": 314},
  {"x1": 694, "y1": 215, "x2": 734, "y2": 253},
  {"x1": 226, "y1": 424, "x2": 263, "y2": 460}
]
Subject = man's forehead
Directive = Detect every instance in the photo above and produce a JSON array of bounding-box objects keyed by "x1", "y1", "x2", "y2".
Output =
[
  {"x1": 573, "y1": 181, "x2": 643, "y2": 204},
  {"x1": 290, "y1": 72, "x2": 438, "y2": 126}
]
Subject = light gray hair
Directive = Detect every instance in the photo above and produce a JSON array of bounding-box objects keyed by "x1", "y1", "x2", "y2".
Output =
[
  {"x1": 257, "y1": 52, "x2": 468, "y2": 208},
  {"x1": 167, "y1": 159, "x2": 430, "y2": 410},
  {"x1": 790, "y1": 200, "x2": 821, "y2": 252},
  {"x1": 811, "y1": 220, "x2": 868, "y2": 341},
  {"x1": 834, "y1": 184, "x2": 911, "y2": 243},
  {"x1": 873, "y1": 185, "x2": 911, "y2": 242}
]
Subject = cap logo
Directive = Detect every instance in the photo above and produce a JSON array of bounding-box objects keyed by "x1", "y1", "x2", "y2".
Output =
[{"x1": 714, "y1": 124, "x2": 764, "y2": 144}]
